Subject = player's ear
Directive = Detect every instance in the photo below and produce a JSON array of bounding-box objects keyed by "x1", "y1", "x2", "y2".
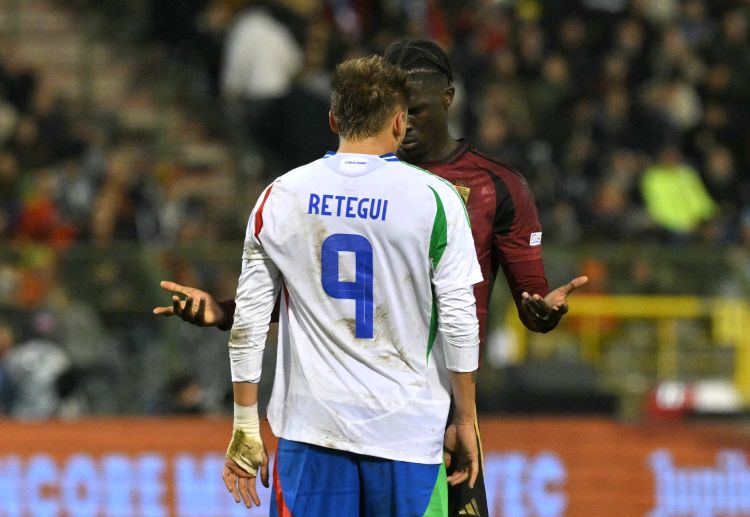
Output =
[
  {"x1": 393, "y1": 109, "x2": 406, "y2": 142},
  {"x1": 443, "y1": 86, "x2": 455, "y2": 111},
  {"x1": 329, "y1": 111, "x2": 339, "y2": 135}
]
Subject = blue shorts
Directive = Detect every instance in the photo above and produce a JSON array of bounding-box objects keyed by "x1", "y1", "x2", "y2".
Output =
[{"x1": 270, "y1": 438, "x2": 447, "y2": 517}]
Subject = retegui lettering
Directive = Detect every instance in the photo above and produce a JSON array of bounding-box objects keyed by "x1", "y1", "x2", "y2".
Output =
[{"x1": 308, "y1": 193, "x2": 388, "y2": 221}]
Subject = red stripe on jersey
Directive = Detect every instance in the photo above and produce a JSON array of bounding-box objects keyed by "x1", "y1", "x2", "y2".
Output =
[
  {"x1": 283, "y1": 284, "x2": 290, "y2": 312},
  {"x1": 254, "y1": 185, "x2": 275, "y2": 240},
  {"x1": 273, "y1": 452, "x2": 293, "y2": 517}
]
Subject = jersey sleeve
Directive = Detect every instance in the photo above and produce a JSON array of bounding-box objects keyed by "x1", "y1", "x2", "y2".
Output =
[
  {"x1": 492, "y1": 172, "x2": 559, "y2": 332},
  {"x1": 430, "y1": 183, "x2": 484, "y2": 295},
  {"x1": 493, "y1": 172, "x2": 544, "y2": 264},
  {"x1": 430, "y1": 182, "x2": 483, "y2": 372},
  {"x1": 228, "y1": 182, "x2": 282, "y2": 383}
]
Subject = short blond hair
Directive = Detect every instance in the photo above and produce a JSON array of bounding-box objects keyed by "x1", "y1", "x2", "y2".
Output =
[{"x1": 330, "y1": 55, "x2": 408, "y2": 140}]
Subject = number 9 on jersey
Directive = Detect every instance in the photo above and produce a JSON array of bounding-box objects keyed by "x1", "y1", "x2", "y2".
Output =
[{"x1": 321, "y1": 234, "x2": 374, "y2": 339}]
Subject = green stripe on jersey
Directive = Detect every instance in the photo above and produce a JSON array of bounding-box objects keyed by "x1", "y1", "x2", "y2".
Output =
[
  {"x1": 426, "y1": 186, "x2": 448, "y2": 360},
  {"x1": 427, "y1": 288, "x2": 438, "y2": 361},
  {"x1": 428, "y1": 186, "x2": 448, "y2": 267}
]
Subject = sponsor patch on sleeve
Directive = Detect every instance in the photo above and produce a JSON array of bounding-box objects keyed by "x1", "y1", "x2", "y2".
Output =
[{"x1": 529, "y1": 232, "x2": 542, "y2": 246}]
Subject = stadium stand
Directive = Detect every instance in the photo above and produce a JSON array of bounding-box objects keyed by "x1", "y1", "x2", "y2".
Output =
[{"x1": 0, "y1": 0, "x2": 749, "y2": 417}]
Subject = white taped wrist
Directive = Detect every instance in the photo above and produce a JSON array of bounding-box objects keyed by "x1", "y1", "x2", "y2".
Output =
[
  {"x1": 233, "y1": 402, "x2": 260, "y2": 437},
  {"x1": 227, "y1": 402, "x2": 264, "y2": 475}
]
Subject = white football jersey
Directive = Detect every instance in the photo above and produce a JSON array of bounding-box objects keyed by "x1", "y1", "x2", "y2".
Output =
[{"x1": 230, "y1": 151, "x2": 482, "y2": 464}]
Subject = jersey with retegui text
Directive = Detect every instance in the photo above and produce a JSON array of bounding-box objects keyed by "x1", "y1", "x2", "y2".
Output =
[
  {"x1": 219, "y1": 143, "x2": 554, "y2": 347},
  {"x1": 417, "y1": 141, "x2": 552, "y2": 345},
  {"x1": 229, "y1": 152, "x2": 482, "y2": 464}
]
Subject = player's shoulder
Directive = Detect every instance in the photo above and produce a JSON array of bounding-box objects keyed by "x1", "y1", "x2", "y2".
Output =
[
  {"x1": 273, "y1": 158, "x2": 327, "y2": 186},
  {"x1": 397, "y1": 161, "x2": 465, "y2": 204},
  {"x1": 395, "y1": 160, "x2": 452, "y2": 188},
  {"x1": 464, "y1": 144, "x2": 533, "y2": 190}
]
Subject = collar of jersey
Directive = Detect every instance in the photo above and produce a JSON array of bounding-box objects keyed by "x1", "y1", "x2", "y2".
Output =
[{"x1": 323, "y1": 151, "x2": 400, "y2": 162}]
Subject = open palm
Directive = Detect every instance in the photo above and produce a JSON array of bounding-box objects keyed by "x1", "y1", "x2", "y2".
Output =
[
  {"x1": 152, "y1": 281, "x2": 228, "y2": 327},
  {"x1": 521, "y1": 275, "x2": 588, "y2": 322}
]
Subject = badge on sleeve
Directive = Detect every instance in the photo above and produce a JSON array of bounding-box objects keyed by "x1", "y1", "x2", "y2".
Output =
[{"x1": 452, "y1": 183, "x2": 471, "y2": 204}]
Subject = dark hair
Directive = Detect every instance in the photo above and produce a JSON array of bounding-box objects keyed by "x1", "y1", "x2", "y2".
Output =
[
  {"x1": 330, "y1": 55, "x2": 409, "y2": 140},
  {"x1": 384, "y1": 39, "x2": 453, "y2": 84}
]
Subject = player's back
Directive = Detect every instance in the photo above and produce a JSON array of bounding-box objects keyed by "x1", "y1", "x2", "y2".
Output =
[{"x1": 252, "y1": 151, "x2": 475, "y2": 464}]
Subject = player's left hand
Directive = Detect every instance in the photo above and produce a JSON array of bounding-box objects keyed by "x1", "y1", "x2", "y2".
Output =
[
  {"x1": 522, "y1": 275, "x2": 588, "y2": 325},
  {"x1": 445, "y1": 422, "x2": 479, "y2": 489},
  {"x1": 443, "y1": 423, "x2": 457, "y2": 469},
  {"x1": 222, "y1": 452, "x2": 269, "y2": 508}
]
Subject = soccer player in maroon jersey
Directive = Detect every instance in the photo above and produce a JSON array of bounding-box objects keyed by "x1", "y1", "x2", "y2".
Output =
[{"x1": 155, "y1": 40, "x2": 587, "y2": 517}]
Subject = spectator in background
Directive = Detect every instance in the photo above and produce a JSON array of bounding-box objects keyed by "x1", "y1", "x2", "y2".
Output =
[
  {"x1": 640, "y1": 143, "x2": 717, "y2": 239},
  {"x1": 0, "y1": 318, "x2": 16, "y2": 414},
  {"x1": 42, "y1": 278, "x2": 122, "y2": 415},
  {"x1": 711, "y1": 9, "x2": 750, "y2": 72},
  {"x1": 221, "y1": 2, "x2": 303, "y2": 102},
  {"x1": 8, "y1": 82, "x2": 82, "y2": 170},
  {"x1": 611, "y1": 16, "x2": 650, "y2": 86},
  {"x1": 0, "y1": 48, "x2": 37, "y2": 115},
  {"x1": 654, "y1": 73, "x2": 703, "y2": 133},
  {"x1": 220, "y1": 0, "x2": 303, "y2": 153},
  {"x1": 592, "y1": 86, "x2": 637, "y2": 154},
  {"x1": 256, "y1": 15, "x2": 339, "y2": 173},
  {"x1": 652, "y1": 25, "x2": 705, "y2": 84},
  {"x1": 0, "y1": 152, "x2": 20, "y2": 238},
  {"x1": 91, "y1": 146, "x2": 161, "y2": 244},
  {"x1": 679, "y1": 0, "x2": 712, "y2": 51},
  {"x1": 14, "y1": 169, "x2": 76, "y2": 249},
  {"x1": 556, "y1": 16, "x2": 595, "y2": 84},
  {"x1": 56, "y1": 159, "x2": 99, "y2": 237},
  {"x1": 0, "y1": 100, "x2": 17, "y2": 147},
  {"x1": 476, "y1": 112, "x2": 527, "y2": 172},
  {"x1": 3, "y1": 313, "x2": 74, "y2": 420},
  {"x1": 701, "y1": 144, "x2": 748, "y2": 243},
  {"x1": 529, "y1": 53, "x2": 574, "y2": 141},
  {"x1": 589, "y1": 148, "x2": 646, "y2": 240}
]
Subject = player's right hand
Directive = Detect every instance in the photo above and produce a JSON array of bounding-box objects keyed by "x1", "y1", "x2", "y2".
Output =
[
  {"x1": 223, "y1": 428, "x2": 269, "y2": 508},
  {"x1": 445, "y1": 422, "x2": 479, "y2": 489},
  {"x1": 153, "y1": 281, "x2": 228, "y2": 327},
  {"x1": 222, "y1": 454, "x2": 270, "y2": 508}
]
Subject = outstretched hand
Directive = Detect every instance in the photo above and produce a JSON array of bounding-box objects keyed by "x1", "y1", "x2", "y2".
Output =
[
  {"x1": 222, "y1": 454, "x2": 270, "y2": 509},
  {"x1": 521, "y1": 275, "x2": 588, "y2": 324},
  {"x1": 153, "y1": 281, "x2": 228, "y2": 328}
]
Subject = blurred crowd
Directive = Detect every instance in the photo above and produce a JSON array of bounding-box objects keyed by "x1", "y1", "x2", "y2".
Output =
[
  {"x1": 144, "y1": 0, "x2": 750, "y2": 244},
  {"x1": 1, "y1": 0, "x2": 749, "y2": 418}
]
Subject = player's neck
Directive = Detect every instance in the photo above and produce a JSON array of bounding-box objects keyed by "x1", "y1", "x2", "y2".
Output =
[
  {"x1": 337, "y1": 134, "x2": 397, "y2": 156},
  {"x1": 424, "y1": 132, "x2": 461, "y2": 162}
]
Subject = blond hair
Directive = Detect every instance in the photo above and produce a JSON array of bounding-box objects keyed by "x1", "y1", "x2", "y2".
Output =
[{"x1": 330, "y1": 55, "x2": 408, "y2": 140}]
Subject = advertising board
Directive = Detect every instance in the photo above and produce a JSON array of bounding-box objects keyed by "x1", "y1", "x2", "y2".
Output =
[{"x1": 0, "y1": 418, "x2": 748, "y2": 516}]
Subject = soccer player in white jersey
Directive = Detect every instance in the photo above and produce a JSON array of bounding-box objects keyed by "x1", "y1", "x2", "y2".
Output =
[{"x1": 219, "y1": 55, "x2": 483, "y2": 516}]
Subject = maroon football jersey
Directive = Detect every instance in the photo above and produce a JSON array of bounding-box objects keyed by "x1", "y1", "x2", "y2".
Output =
[{"x1": 417, "y1": 141, "x2": 553, "y2": 345}]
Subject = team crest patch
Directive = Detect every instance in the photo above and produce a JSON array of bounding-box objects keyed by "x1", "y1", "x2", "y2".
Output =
[
  {"x1": 453, "y1": 183, "x2": 471, "y2": 204},
  {"x1": 530, "y1": 232, "x2": 542, "y2": 246}
]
